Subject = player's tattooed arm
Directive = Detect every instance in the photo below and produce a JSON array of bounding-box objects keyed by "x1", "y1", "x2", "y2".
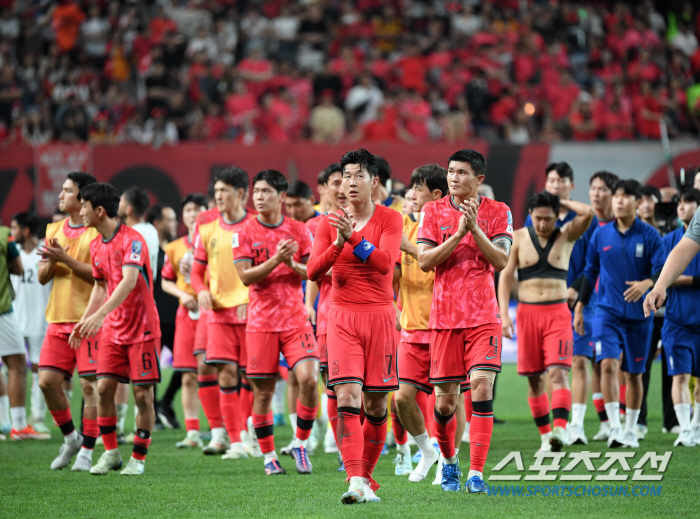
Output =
[{"x1": 493, "y1": 237, "x2": 512, "y2": 256}]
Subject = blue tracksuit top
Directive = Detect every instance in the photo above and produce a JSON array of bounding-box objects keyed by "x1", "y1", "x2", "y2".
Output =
[{"x1": 663, "y1": 226, "x2": 700, "y2": 328}]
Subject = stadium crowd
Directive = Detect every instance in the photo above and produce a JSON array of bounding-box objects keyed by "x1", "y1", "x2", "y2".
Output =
[{"x1": 1, "y1": 0, "x2": 700, "y2": 146}]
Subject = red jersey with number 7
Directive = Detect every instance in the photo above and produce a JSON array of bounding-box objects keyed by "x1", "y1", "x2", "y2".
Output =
[
  {"x1": 90, "y1": 223, "x2": 161, "y2": 344},
  {"x1": 417, "y1": 195, "x2": 513, "y2": 330}
]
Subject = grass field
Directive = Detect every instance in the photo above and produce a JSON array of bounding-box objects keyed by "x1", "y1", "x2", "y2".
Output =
[{"x1": 2, "y1": 363, "x2": 698, "y2": 518}]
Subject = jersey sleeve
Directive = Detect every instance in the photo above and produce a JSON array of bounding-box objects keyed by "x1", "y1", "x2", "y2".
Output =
[
  {"x1": 307, "y1": 216, "x2": 342, "y2": 282},
  {"x1": 161, "y1": 253, "x2": 177, "y2": 281},
  {"x1": 193, "y1": 226, "x2": 208, "y2": 264},
  {"x1": 491, "y1": 204, "x2": 514, "y2": 243},
  {"x1": 91, "y1": 239, "x2": 104, "y2": 281},
  {"x1": 232, "y1": 224, "x2": 253, "y2": 264},
  {"x1": 416, "y1": 203, "x2": 438, "y2": 248},
  {"x1": 684, "y1": 207, "x2": 700, "y2": 245},
  {"x1": 345, "y1": 210, "x2": 402, "y2": 275},
  {"x1": 6, "y1": 240, "x2": 19, "y2": 262},
  {"x1": 524, "y1": 213, "x2": 532, "y2": 228},
  {"x1": 584, "y1": 227, "x2": 601, "y2": 287},
  {"x1": 649, "y1": 229, "x2": 665, "y2": 274},
  {"x1": 123, "y1": 235, "x2": 146, "y2": 269}
]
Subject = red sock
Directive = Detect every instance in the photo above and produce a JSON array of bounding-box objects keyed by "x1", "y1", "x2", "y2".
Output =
[
  {"x1": 327, "y1": 391, "x2": 338, "y2": 439},
  {"x1": 295, "y1": 401, "x2": 318, "y2": 441},
  {"x1": 551, "y1": 388, "x2": 571, "y2": 429},
  {"x1": 185, "y1": 418, "x2": 200, "y2": 432},
  {"x1": 240, "y1": 380, "x2": 253, "y2": 426},
  {"x1": 593, "y1": 393, "x2": 608, "y2": 422},
  {"x1": 433, "y1": 408, "x2": 457, "y2": 459},
  {"x1": 425, "y1": 391, "x2": 436, "y2": 436},
  {"x1": 220, "y1": 386, "x2": 241, "y2": 443},
  {"x1": 252, "y1": 412, "x2": 275, "y2": 454},
  {"x1": 198, "y1": 375, "x2": 224, "y2": 429},
  {"x1": 132, "y1": 430, "x2": 151, "y2": 461},
  {"x1": 50, "y1": 408, "x2": 75, "y2": 437},
  {"x1": 98, "y1": 416, "x2": 119, "y2": 451},
  {"x1": 470, "y1": 400, "x2": 494, "y2": 472},
  {"x1": 619, "y1": 384, "x2": 627, "y2": 414},
  {"x1": 82, "y1": 417, "x2": 99, "y2": 450},
  {"x1": 391, "y1": 408, "x2": 407, "y2": 445},
  {"x1": 362, "y1": 412, "x2": 387, "y2": 488},
  {"x1": 528, "y1": 393, "x2": 552, "y2": 435},
  {"x1": 464, "y1": 391, "x2": 473, "y2": 425},
  {"x1": 337, "y1": 406, "x2": 363, "y2": 480}
]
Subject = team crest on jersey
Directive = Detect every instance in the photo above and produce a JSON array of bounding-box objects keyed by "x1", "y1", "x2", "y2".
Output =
[
  {"x1": 479, "y1": 220, "x2": 489, "y2": 234},
  {"x1": 231, "y1": 233, "x2": 239, "y2": 248},
  {"x1": 636, "y1": 243, "x2": 644, "y2": 257},
  {"x1": 507, "y1": 211, "x2": 513, "y2": 225},
  {"x1": 114, "y1": 250, "x2": 123, "y2": 266},
  {"x1": 132, "y1": 241, "x2": 142, "y2": 254}
]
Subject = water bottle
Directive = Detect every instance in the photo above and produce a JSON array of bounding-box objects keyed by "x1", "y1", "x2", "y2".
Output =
[{"x1": 182, "y1": 251, "x2": 194, "y2": 284}]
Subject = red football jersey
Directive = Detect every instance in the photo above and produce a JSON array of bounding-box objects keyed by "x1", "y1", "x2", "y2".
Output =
[
  {"x1": 233, "y1": 215, "x2": 312, "y2": 332},
  {"x1": 91, "y1": 223, "x2": 161, "y2": 344},
  {"x1": 307, "y1": 205, "x2": 403, "y2": 310},
  {"x1": 306, "y1": 215, "x2": 332, "y2": 336},
  {"x1": 417, "y1": 195, "x2": 513, "y2": 330}
]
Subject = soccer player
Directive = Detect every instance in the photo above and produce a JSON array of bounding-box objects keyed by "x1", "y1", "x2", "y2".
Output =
[
  {"x1": 234, "y1": 169, "x2": 320, "y2": 475},
  {"x1": 567, "y1": 171, "x2": 618, "y2": 444},
  {"x1": 308, "y1": 148, "x2": 403, "y2": 503},
  {"x1": 523, "y1": 163, "x2": 577, "y2": 228},
  {"x1": 191, "y1": 167, "x2": 254, "y2": 460},
  {"x1": 372, "y1": 156, "x2": 405, "y2": 212},
  {"x1": 10, "y1": 212, "x2": 52, "y2": 434},
  {"x1": 285, "y1": 181, "x2": 320, "y2": 223},
  {"x1": 393, "y1": 164, "x2": 453, "y2": 481},
  {"x1": 416, "y1": 149, "x2": 512, "y2": 494},
  {"x1": 499, "y1": 192, "x2": 593, "y2": 451},
  {"x1": 70, "y1": 183, "x2": 161, "y2": 476},
  {"x1": 37, "y1": 172, "x2": 102, "y2": 470},
  {"x1": 575, "y1": 180, "x2": 664, "y2": 448},
  {"x1": 161, "y1": 194, "x2": 208, "y2": 447}
]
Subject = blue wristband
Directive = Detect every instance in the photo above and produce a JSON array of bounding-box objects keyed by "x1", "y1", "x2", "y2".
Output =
[{"x1": 353, "y1": 239, "x2": 376, "y2": 263}]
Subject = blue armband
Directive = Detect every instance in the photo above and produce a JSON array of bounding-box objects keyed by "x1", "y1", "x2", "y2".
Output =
[{"x1": 353, "y1": 239, "x2": 376, "y2": 263}]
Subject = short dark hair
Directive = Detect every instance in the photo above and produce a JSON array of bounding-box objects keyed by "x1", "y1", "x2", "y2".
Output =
[
  {"x1": 214, "y1": 166, "x2": 249, "y2": 191},
  {"x1": 146, "y1": 204, "x2": 164, "y2": 224},
  {"x1": 640, "y1": 185, "x2": 662, "y2": 202},
  {"x1": 410, "y1": 164, "x2": 449, "y2": 198},
  {"x1": 122, "y1": 186, "x2": 150, "y2": 218},
  {"x1": 447, "y1": 149, "x2": 486, "y2": 177},
  {"x1": 207, "y1": 181, "x2": 216, "y2": 202},
  {"x1": 286, "y1": 180, "x2": 314, "y2": 199},
  {"x1": 528, "y1": 191, "x2": 561, "y2": 215},
  {"x1": 613, "y1": 179, "x2": 643, "y2": 200},
  {"x1": 340, "y1": 148, "x2": 379, "y2": 178},
  {"x1": 11, "y1": 212, "x2": 40, "y2": 236},
  {"x1": 67, "y1": 172, "x2": 97, "y2": 192},
  {"x1": 376, "y1": 156, "x2": 391, "y2": 186},
  {"x1": 319, "y1": 163, "x2": 342, "y2": 185},
  {"x1": 182, "y1": 193, "x2": 208, "y2": 210},
  {"x1": 679, "y1": 187, "x2": 700, "y2": 206},
  {"x1": 590, "y1": 171, "x2": 619, "y2": 191},
  {"x1": 80, "y1": 183, "x2": 120, "y2": 217},
  {"x1": 253, "y1": 169, "x2": 288, "y2": 194},
  {"x1": 546, "y1": 162, "x2": 574, "y2": 182}
]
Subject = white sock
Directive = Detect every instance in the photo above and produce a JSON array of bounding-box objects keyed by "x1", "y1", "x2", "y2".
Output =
[
  {"x1": 693, "y1": 402, "x2": 700, "y2": 427},
  {"x1": 349, "y1": 476, "x2": 363, "y2": 489},
  {"x1": 605, "y1": 402, "x2": 621, "y2": 429},
  {"x1": 10, "y1": 407, "x2": 27, "y2": 431},
  {"x1": 133, "y1": 405, "x2": 139, "y2": 431},
  {"x1": 65, "y1": 429, "x2": 79, "y2": 443},
  {"x1": 454, "y1": 447, "x2": 459, "y2": 455},
  {"x1": 116, "y1": 403, "x2": 128, "y2": 435},
  {"x1": 289, "y1": 413, "x2": 297, "y2": 434},
  {"x1": 211, "y1": 426, "x2": 226, "y2": 441},
  {"x1": 263, "y1": 450, "x2": 278, "y2": 465},
  {"x1": 541, "y1": 431, "x2": 552, "y2": 441},
  {"x1": 414, "y1": 431, "x2": 434, "y2": 456},
  {"x1": 292, "y1": 437, "x2": 308, "y2": 449},
  {"x1": 468, "y1": 470, "x2": 483, "y2": 480},
  {"x1": 271, "y1": 380, "x2": 286, "y2": 415},
  {"x1": 78, "y1": 446, "x2": 93, "y2": 457},
  {"x1": 397, "y1": 441, "x2": 410, "y2": 455},
  {"x1": 464, "y1": 422, "x2": 471, "y2": 435},
  {"x1": 0, "y1": 395, "x2": 9, "y2": 427},
  {"x1": 571, "y1": 403, "x2": 586, "y2": 427},
  {"x1": 31, "y1": 373, "x2": 47, "y2": 422},
  {"x1": 445, "y1": 454, "x2": 458, "y2": 465},
  {"x1": 625, "y1": 408, "x2": 640, "y2": 433},
  {"x1": 64, "y1": 389, "x2": 73, "y2": 403},
  {"x1": 321, "y1": 393, "x2": 329, "y2": 420},
  {"x1": 675, "y1": 404, "x2": 691, "y2": 430}
]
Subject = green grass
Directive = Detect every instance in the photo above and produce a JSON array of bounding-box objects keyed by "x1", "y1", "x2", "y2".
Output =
[{"x1": 2, "y1": 363, "x2": 698, "y2": 518}]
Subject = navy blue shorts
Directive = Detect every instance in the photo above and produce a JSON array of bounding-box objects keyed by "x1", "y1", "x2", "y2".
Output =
[
  {"x1": 573, "y1": 306, "x2": 595, "y2": 359},
  {"x1": 661, "y1": 320, "x2": 700, "y2": 377},
  {"x1": 592, "y1": 309, "x2": 653, "y2": 374}
]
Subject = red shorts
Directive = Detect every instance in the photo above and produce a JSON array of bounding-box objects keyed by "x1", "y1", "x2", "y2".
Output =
[
  {"x1": 398, "y1": 341, "x2": 432, "y2": 394},
  {"x1": 173, "y1": 307, "x2": 198, "y2": 372},
  {"x1": 97, "y1": 337, "x2": 162, "y2": 385},
  {"x1": 38, "y1": 323, "x2": 100, "y2": 379},
  {"x1": 317, "y1": 333, "x2": 328, "y2": 370},
  {"x1": 246, "y1": 322, "x2": 318, "y2": 378},
  {"x1": 516, "y1": 301, "x2": 573, "y2": 377},
  {"x1": 430, "y1": 323, "x2": 502, "y2": 384},
  {"x1": 205, "y1": 322, "x2": 246, "y2": 369},
  {"x1": 193, "y1": 310, "x2": 209, "y2": 356},
  {"x1": 327, "y1": 306, "x2": 398, "y2": 392}
]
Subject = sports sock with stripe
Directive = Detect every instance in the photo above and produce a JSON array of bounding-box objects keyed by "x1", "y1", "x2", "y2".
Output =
[{"x1": 470, "y1": 399, "x2": 494, "y2": 473}]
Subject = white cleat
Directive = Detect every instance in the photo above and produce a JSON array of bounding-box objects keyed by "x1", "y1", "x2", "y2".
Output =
[
  {"x1": 90, "y1": 449, "x2": 123, "y2": 475},
  {"x1": 674, "y1": 428, "x2": 695, "y2": 447},
  {"x1": 431, "y1": 454, "x2": 445, "y2": 485},
  {"x1": 362, "y1": 478, "x2": 380, "y2": 502},
  {"x1": 568, "y1": 424, "x2": 588, "y2": 445},
  {"x1": 409, "y1": 446, "x2": 439, "y2": 483},
  {"x1": 280, "y1": 440, "x2": 294, "y2": 456},
  {"x1": 593, "y1": 422, "x2": 611, "y2": 441},
  {"x1": 120, "y1": 457, "x2": 145, "y2": 475},
  {"x1": 550, "y1": 426, "x2": 566, "y2": 452},
  {"x1": 50, "y1": 435, "x2": 83, "y2": 470},
  {"x1": 0, "y1": 433, "x2": 5, "y2": 441},
  {"x1": 71, "y1": 452, "x2": 93, "y2": 472},
  {"x1": 222, "y1": 442, "x2": 249, "y2": 460},
  {"x1": 690, "y1": 425, "x2": 700, "y2": 445},
  {"x1": 202, "y1": 430, "x2": 230, "y2": 455},
  {"x1": 241, "y1": 430, "x2": 263, "y2": 458},
  {"x1": 621, "y1": 430, "x2": 639, "y2": 448},
  {"x1": 662, "y1": 425, "x2": 681, "y2": 434},
  {"x1": 392, "y1": 451, "x2": 413, "y2": 476},
  {"x1": 176, "y1": 430, "x2": 203, "y2": 449},
  {"x1": 636, "y1": 424, "x2": 648, "y2": 440},
  {"x1": 124, "y1": 432, "x2": 135, "y2": 444},
  {"x1": 607, "y1": 427, "x2": 625, "y2": 448},
  {"x1": 31, "y1": 421, "x2": 51, "y2": 434},
  {"x1": 539, "y1": 432, "x2": 552, "y2": 452},
  {"x1": 324, "y1": 426, "x2": 338, "y2": 453},
  {"x1": 341, "y1": 477, "x2": 368, "y2": 504}
]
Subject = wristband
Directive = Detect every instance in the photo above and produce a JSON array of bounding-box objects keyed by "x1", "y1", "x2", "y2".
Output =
[{"x1": 353, "y1": 239, "x2": 376, "y2": 263}]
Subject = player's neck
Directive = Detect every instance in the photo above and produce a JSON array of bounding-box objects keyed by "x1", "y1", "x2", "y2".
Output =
[
  {"x1": 257, "y1": 208, "x2": 282, "y2": 226},
  {"x1": 641, "y1": 216, "x2": 657, "y2": 228},
  {"x1": 222, "y1": 205, "x2": 245, "y2": 224},
  {"x1": 682, "y1": 221, "x2": 690, "y2": 231},
  {"x1": 372, "y1": 186, "x2": 389, "y2": 204},
  {"x1": 21, "y1": 236, "x2": 38, "y2": 253},
  {"x1": 97, "y1": 218, "x2": 120, "y2": 240},
  {"x1": 349, "y1": 197, "x2": 374, "y2": 219},
  {"x1": 594, "y1": 206, "x2": 614, "y2": 222},
  {"x1": 452, "y1": 190, "x2": 479, "y2": 207},
  {"x1": 558, "y1": 204, "x2": 570, "y2": 218},
  {"x1": 68, "y1": 211, "x2": 83, "y2": 228},
  {"x1": 616, "y1": 214, "x2": 636, "y2": 233},
  {"x1": 126, "y1": 215, "x2": 143, "y2": 227}
]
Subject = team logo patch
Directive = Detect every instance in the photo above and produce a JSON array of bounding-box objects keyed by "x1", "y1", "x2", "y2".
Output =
[
  {"x1": 332, "y1": 360, "x2": 339, "y2": 374},
  {"x1": 231, "y1": 233, "x2": 239, "y2": 248},
  {"x1": 432, "y1": 359, "x2": 438, "y2": 375},
  {"x1": 364, "y1": 242, "x2": 371, "y2": 250},
  {"x1": 114, "y1": 250, "x2": 123, "y2": 266},
  {"x1": 131, "y1": 241, "x2": 142, "y2": 254},
  {"x1": 129, "y1": 253, "x2": 141, "y2": 262},
  {"x1": 507, "y1": 224, "x2": 513, "y2": 234},
  {"x1": 506, "y1": 211, "x2": 513, "y2": 225},
  {"x1": 636, "y1": 243, "x2": 644, "y2": 258},
  {"x1": 250, "y1": 357, "x2": 257, "y2": 369},
  {"x1": 479, "y1": 220, "x2": 489, "y2": 234}
]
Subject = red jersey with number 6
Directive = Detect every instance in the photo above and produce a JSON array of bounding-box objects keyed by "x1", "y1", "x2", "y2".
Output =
[
  {"x1": 417, "y1": 195, "x2": 513, "y2": 330},
  {"x1": 91, "y1": 223, "x2": 161, "y2": 344},
  {"x1": 233, "y1": 216, "x2": 313, "y2": 333}
]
